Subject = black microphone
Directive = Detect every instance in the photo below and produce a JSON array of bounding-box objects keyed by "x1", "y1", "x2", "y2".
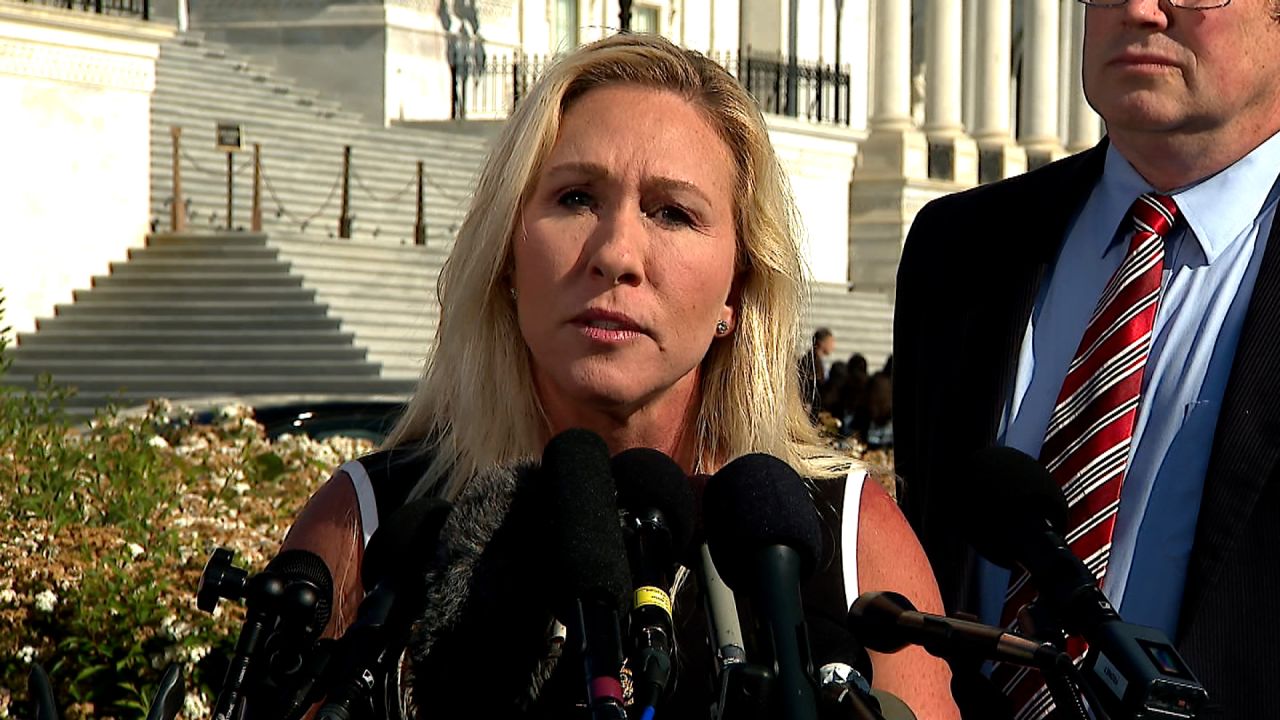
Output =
[
  {"x1": 847, "y1": 590, "x2": 1064, "y2": 670},
  {"x1": 28, "y1": 663, "x2": 59, "y2": 720},
  {"x1": 704, "y1": 453, "x2": 823, "y2": 720},
  {"x1": 965, "y1": 447, "x2": 1208, "y2": 720},
  {"x1": 145, "y1": 663, "x2": 184, "y2": 720},
  {"x1": 316, "y1": 496, "x2": 452, "y2": 720},
  {"x1": 544, "y1": 428, "x2": 631, "y2": 719},
  {"x1": 203, "y1": 548, "x2": 333, "y2": 720},
  {"x1": 610, "y1": 447, "x2": 695, "y2": 710},
  {"x1": 406, "y1": 461, "x2": 559, "y2": 715}
]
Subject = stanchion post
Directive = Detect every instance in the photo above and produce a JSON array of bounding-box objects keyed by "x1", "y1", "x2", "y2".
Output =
[
  {"x1": 170, "y1": 125, "x2": 184, "y2": 232},
  {"x1": 251, "y1": 143, "x2": 263, "y2": 232},
  {"x1": 339, "y1": 145, "x2": 352, "y2": 238},
  {"x1": 225, "y1": 150, "x2": 234, "y2": 230},
  {"x1": 414, "y1": 160, "x2": 426, "y2": 246}
]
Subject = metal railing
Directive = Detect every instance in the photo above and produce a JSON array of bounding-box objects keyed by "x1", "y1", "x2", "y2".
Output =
[
  {"x1": 730, "y1": 50, "x2": 852, "y2": 127},
  {"x1": 450, "y1": 46, "x2": 851, "y2": 127},
  {"x1": 449, "y1": 51, "x2": 551, "y2": 120},
  {"x1": 19, "y1": 0, "x2": 150, "y2": 20}
]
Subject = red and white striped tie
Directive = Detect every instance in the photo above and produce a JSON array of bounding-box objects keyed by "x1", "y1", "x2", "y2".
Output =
[{"x1": 993, "y1": 192, "x2": 1179, "y2": 720}]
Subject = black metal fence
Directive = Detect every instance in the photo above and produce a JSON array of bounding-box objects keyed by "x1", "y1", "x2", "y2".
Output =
[
  {"x1": 731, "y1": 50, "x2": 852, "y2": 127},
  {"x1": 450, "y1": 47, "x2": 851, "y2": 127},
  {"x1": 20, "y1": 0, "x2": 150, "y2": 19}
]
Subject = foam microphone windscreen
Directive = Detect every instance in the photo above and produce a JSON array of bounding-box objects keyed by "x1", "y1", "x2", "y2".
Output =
[
  {"x1": 702, "y1": 453, "x2": 824, "y2": 592},
  {"x1": 542, "y1": 428, "x2": 631, "y2": 612},
  {"x1": 266, "y1": 548, "x2": 334, "y2": 643},
  {"x1": 610, "y1": 447, "x2": 696, "y2": 555},
  {"x1": 964, "y1": 446, "x2": 1068, "y2": 569},
  {"x1": 360, "y1": 497, "x2": 452, "y2": 591}
]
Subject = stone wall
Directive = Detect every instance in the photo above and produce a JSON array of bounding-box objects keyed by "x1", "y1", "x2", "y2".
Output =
[{"x1": 0, "y1": 4, "x2": 172, "y2": 339}]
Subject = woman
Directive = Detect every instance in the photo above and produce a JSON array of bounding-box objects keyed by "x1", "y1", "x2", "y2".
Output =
[{"x1": 283, "y1": 33, "x2": 958, "y2": 718}]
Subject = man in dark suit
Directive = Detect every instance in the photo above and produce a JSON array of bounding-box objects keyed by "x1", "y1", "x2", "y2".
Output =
[{"x1": 894, "y1": 1, "x2": 1280, "y2": 718}]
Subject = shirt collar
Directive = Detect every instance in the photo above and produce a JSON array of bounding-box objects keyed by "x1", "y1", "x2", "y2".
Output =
[{"x1": 1096, "y1": 129, "x2": 1280, "y2": 264}]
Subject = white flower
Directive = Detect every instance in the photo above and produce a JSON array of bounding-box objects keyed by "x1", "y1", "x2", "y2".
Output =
[
  {"x1": 219, "y1": 403, "x2": 252, "y2": 421},
  {"x1": 183, "y1": 644, "x2": 211, "y2": 664},
  {"x1": 183, "y1": 690, "x2": 211, "y2": 719},
  {"x1": 231, "y1": 482, "x2": 251, "y2": 495},
  {"x1": 0, "y1": 588, "x2": 17, "y2": 606},
  {"x1": 17, "y1": 646, "x2": 35, "y2": 664},
  {"x1": 33, "y1": 590, "x2": 57, "y2": 613},
  {"x1": 126, "y1": 542, "x2": 145, "y2": 560},
  {"x1": 148, "y1": 435, "x2": 170, "y2": 449}
]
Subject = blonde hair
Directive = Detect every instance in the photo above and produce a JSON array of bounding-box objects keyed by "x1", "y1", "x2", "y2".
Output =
[{"x1": 384, "y1": 33, "x2": 855, "y2": 499}]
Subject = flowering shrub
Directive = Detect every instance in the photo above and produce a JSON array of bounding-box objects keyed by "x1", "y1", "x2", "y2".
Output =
[{"x1": 0, "y1": 297, "x2": 372, "y2": 719}]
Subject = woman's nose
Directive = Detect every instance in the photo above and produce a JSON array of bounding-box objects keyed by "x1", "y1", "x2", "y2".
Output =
[{"x1": 586, "y1": 206, "x2": 646, "y2": 287}]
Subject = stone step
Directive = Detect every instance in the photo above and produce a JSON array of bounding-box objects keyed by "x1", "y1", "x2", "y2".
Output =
[
  {"x1": 72, "y1": 286, "x2": 318, "y2": 303},
  {"x1": 16, "y1": 329, "x2": 355, "y2": 347},
  {"x1": 151, "y1": 99, "x2": 486, "y2": 164},
  {"x1": 32, "y1": 389, "x2": 414, "y2": 417},
  {"x1": 147, "y1": 232, "x2": 272, "y2": 248},
  {"x1": 92, "y1": 273, "x2": 302, "y2": 289},
  {"x1": 51, "y1": 300, "x2": 328, "y2": 318},
  {"x1": 129, "y1": 244, "x2": 281, "y2": 261},
  {"x1": 12, "y1": 343, "x2": 365, "y2": 361},
  {"x1": 306, "y1": 293, "x2": 435, "y2": 316},
  {"x1": 37, "y1": 314, "x2": 341, "y2": 331},
  {"x1": 109, "y1": 256, "x2": 294, "y2": 273},
  {"x1": 8, "y1": 359, "x2": 382, "y2": 377},
  {"x1": 3, "y1": 374, "x2": 417, "y2": 395}
]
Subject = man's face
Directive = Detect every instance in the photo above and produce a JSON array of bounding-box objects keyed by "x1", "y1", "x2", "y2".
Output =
[
  {"x1": 818, "y1": 335, "x2": 836, "y2": 357},
  {"x1": 1083, "y1": 0, "x2": 1280, "y2": 143}
]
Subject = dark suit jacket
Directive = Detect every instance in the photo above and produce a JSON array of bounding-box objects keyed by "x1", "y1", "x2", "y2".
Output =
[{"x1": 893, "y1": 143, "x2": 1280, "y2": 719}]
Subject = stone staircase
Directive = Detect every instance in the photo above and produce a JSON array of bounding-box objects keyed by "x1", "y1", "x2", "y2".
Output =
[
  {"x1": 3, "y1": 233, "x2": 416, "y2": 415},
  {"x1": 150, "y1": 31, "x2": 487, "y2": 248},
  {"x1": 805, "y1": 283, "x2": 895, "y2": 370}
]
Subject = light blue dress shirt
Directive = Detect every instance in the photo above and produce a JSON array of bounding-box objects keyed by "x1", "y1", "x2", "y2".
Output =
[{"x1": 977, "y1": 132, "x2": 1280, "y2": 639}]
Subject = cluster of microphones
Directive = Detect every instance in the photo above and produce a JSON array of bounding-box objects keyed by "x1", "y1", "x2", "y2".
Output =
[{"x1": 24, "y1": 435, "x2": 1209, "y2": 720}]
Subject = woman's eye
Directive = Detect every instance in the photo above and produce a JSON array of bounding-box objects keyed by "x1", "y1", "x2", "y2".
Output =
[
  {"x1": 650, "y1": 205, "x2": 694, "y2": 227},
  {"x1": 557, "y1": 189, "x2": 592, "y2": 209}
]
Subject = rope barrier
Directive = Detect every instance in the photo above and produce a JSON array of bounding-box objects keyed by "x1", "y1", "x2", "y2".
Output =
[
  {"x1": 351, "y1": 165, "x2": 417, "y2": 204},
  {"x1": 260, "y1": 161, "x2": 344, "y2": 232}
]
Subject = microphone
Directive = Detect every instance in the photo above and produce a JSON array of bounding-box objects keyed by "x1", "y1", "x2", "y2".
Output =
[
  {"x1": 407, "y1": 461, "x2": 560, "y2": 715},
  {"x1": 28, "y1": 663, "x2": 59, "y2": 720},
  {"x1": 144, "y1": 663, "x2": 184, "y2": 720},
  {"x1": 847, "y1": 590, "x2": 1064, "y2": 670},
  {"x1": 704, "y1": 453, "x2": 824, "y2": 720},
  {"x1": 315, "y1": 496, "x2": 452, "y2": 720},
  {"x1": 965, "y1": 447, "x2": 1208, "y2": 720},
  {"x1": 687, "y1": 473, "x2": 749, "y2": 672},
  {"x1": 201, "y1": 548, "x2": 333, "y2": 720},
  {"x1": 610, "y1": 447, "x2": 695, "y2": 709},
  {"x1": 544, "y1": 429, "x2": 631, "y2": 719}
]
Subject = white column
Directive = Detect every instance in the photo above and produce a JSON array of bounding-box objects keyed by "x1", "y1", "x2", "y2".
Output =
[
  {"x1": 922, "y1": 0, "x2": 977, "y2": 184},
  {"x1": 845, "y1": 0, "x2": 871, "y2": 135},
  {"x1": 923, "y1": 0, "x2": 963, "y2": 135},
  {"x1": 961, "y1": 0, "x2": 978, "y2": 135},
  {"x1": 869, "y1": 0, "x2": 912, "y2": 130},
  {"x1": 1066, "y1": 0, "x2": 1102, "y2": 152},
  {"x1": 972, "y1": 0, "x2": 1026, "y2": 181},
  {"x1": 849, "y1": 0, "x2": 930, "y2": 290},
  {"x1": 1058, "y1": 0, "x2": 1073, "y2": 145},
  {"x1": 1018, "y1": 0, "x2": 1066, "y2": 167}
]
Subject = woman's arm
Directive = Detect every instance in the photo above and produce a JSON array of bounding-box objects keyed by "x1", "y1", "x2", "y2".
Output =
[
  {"x1": 278, "y1": 471, "x2": 366, "y2": 640},
  {"x1": 857, "y1": 478, "x2": 962, "y2": 720}
]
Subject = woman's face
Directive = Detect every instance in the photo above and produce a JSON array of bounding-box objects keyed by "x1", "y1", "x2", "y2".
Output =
[{"x1": 514, "y1": 84, "x2": 739, "y2": 419}]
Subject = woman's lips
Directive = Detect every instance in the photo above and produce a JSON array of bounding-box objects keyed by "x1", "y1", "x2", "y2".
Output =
[{"x1": 572, "y1": 309, "x2": 647, "y2": 343}]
